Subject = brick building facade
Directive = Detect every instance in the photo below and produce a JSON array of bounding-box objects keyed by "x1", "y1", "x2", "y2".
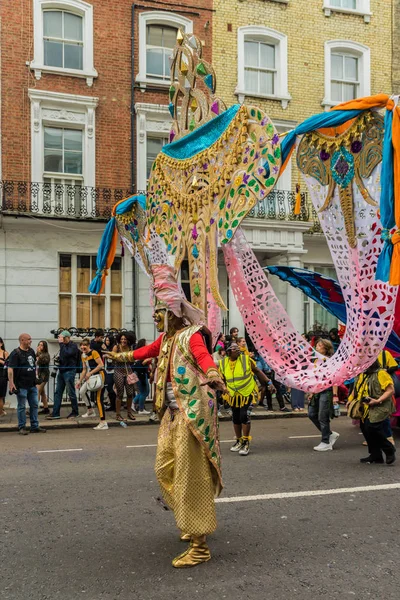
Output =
[{"x1": 0, "y1": 0, "x2": 214, "y2": 352}]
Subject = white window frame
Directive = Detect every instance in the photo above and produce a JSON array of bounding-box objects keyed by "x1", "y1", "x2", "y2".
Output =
[
  {"x1": 322, "y1": 40, "x2": 370, "y2": 110},
  {"x1": 236, "y1": 26, "x2": 291, "y2": 109},
  {"x1": 59, "y1": 253, "x2": 124, "y2": 329},
  {"x1": 323, "y1": 0, "x2": 371, "y2": 23},
  {"x1": 30, "y1": 0, "x2": 98, "y2": 86},
  {"x1": 28, "y1": 89, "x2": 98, "y2": 211},
  {"x1": 136, "y1": 11, "x2": 193, "y2": 89},
  {"x1": 135, "y1": 102, "x2": 172, "y2": 191}
]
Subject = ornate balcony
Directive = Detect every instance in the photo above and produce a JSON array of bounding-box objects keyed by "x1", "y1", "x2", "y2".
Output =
[{"x1": 0, "y1": 181, "x2": 322, "y2": 232}]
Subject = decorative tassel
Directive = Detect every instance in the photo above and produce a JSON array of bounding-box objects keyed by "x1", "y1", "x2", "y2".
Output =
[
  {"x1": 120, "y1": 240, "x2": 125, "y2": 257},
  {"x1": 376, "y1": 229, "x2": 393, "y2": 282},
  {"x1": 294, "y1": 182, "x2": 301, "y2": 215},
  {"x1": 389, "y1": 230, "x2": 400, "y2": 285}
]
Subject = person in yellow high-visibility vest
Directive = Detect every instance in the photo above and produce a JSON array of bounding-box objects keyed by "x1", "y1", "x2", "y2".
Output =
[{"x1": 219, "y1": 343, "x2": 273, "y2": 455}]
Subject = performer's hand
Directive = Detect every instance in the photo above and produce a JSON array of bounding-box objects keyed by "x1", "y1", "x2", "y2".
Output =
[{"x1": 202, "y1": 378, "x2": 228, "y2": 394}]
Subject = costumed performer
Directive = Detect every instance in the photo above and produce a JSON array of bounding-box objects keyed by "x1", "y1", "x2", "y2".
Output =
[{"x1": 105, "y1": 264, "x2": 227, "y2": 568}]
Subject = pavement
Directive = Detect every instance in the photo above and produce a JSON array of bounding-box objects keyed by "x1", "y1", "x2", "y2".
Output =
[
  {"x1": 1, "y1": 416, "x2": 399, "y2": 600},
  {"x1": 0, "y1": 402, "x2": 322, "y2": 432}
]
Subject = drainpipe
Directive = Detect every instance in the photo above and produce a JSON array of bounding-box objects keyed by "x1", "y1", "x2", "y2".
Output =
[{"x1": 131, "y1": 4, "x2": 138, "y2": 336}]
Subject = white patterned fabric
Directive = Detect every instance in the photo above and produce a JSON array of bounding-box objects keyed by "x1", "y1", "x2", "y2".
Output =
[{"x1": 223, "y1": 160, "x2": 398, "y2": 392}]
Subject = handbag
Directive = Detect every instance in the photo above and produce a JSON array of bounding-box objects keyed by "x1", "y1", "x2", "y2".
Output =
[
  {"x1": 87, "y1": 373, "x2": 103, "y2": 392},
  {"x1": 125, "y1": 363, "x2": 138, "y2": 386},
  {"x1": 346, "y1": 374, "x2": 367, "y2": 420}
]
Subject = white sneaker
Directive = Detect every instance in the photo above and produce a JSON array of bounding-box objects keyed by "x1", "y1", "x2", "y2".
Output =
[
  {"x1": 230, "y1": 439, "x2": 243, "y2": 452},
  {"x1": 82, "y1": 409, "x2": 96, "y2": 418},
  {"x1": 93, "y1": 421, "x2": 109, "y2": 430},
  {"x1": 149, "y1": 412, "x2": 158, "y2": 422},
  {"x1": 218, "y1": 410, "x2": 223, "y2": 418},
  {"x1": 313, "y1": 442, "x2": 333, "y2": 452},
  {"x1": 329, "y1": 431, "x2": 340, "y2": 447},
  {"x1": 138, "y1": 409, "x2": 151, "y2": 415}
]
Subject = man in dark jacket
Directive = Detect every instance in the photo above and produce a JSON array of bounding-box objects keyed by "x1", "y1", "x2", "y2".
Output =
[{"x1": 47, "y1": 330, "x2": 81, "y2": 419}]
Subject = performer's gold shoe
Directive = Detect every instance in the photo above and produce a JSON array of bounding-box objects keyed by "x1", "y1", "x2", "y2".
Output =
[
  {"x1": 180, "y1": 532, "x2": 191, "y2": 542},
  {"x1": 172, "y1": 537, "x2": 211, "y2": 568}
]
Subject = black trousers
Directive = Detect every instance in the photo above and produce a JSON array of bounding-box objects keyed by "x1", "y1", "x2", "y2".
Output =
[
  {"x1": 362, "y1": 418, "x2": 395, "y2": 460},
  {"x1": 263, "y1": 374, "x2": 285, "y2": 410}
]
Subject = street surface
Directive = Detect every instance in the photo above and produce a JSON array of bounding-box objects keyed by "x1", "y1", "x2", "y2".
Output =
[{"x1": 1, "y1": 418, "x2": 399, "y2": 600}]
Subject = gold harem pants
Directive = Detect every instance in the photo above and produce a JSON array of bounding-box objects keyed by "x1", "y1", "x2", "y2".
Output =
[{"x1": 155, "y1": 408, "x2": 217, "y2": 537}]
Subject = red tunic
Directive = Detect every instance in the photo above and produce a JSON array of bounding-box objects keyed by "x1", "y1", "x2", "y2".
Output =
[{"x1": 133, "y1": 332, "x2": 216, "y2": 381}]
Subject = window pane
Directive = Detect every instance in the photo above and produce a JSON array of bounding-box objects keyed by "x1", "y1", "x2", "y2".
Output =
[
  {"x1": 331, "y1": 54, "x2": 343, "y2": 79},
  {"x1": 111, "y1": 257, "x2": 122, "y2": 294},
  {"x1": 147, "y1": 24, "x2": 162, "y2": 46},
  {"x1": 344, "y1": 56, "x2": 358, "y2": 80},
  {"x1": 92, "y1": 297, "x2": 105, "y2": 329},
  {"x1": 64, "y1": 151, "x2": 82, "y2": 174},
  {"x1": 44, "y1": 40, "x2": 63, "y2": 67},
  {"x1": 44, "y1": 128, "x2": 62, "y2": 149},
  {"x1": 64, "y1": 43, "x2": 83, "y2": 70},
  {"x1": 331, "y1": 82, "x2": 342, "y2": 102},
  {"x1": 59, "y1": 295, "x2": 71, "y2": 328},
  {"x1": 64, "y1": 129, "x2": 82, "y2": 152},
  {"x1": 44, "y1": 149, "x2": 63, "y2": 172},
  {"x1": 260, "y1": 70, "x2": 274, "y2": 95},
  {"x1": 181, "y1": 260, "x2": 190, "y2": 281},
  {"x1": 342, "y1": 0, "x2": 356, "y2": 8},
  {"x1": 76, "y1": 296, "x2": 90, "y2": 328},
  {"x1": 59, "y1": 254, "x2": 72, "y2": 293},
  {"x1": 244, "y1": 68, "x2": 258, "y2": 93},
  {"x1": 147, "y1": 137, "x2": 166, "y2": 178},
  {"x1": 343, "y1": 83, "x2": 356, "y2": 101},
  {"x1": 162, "y1": 26, "x2": 178, "y2": 49},
  {"x1": 244, "y1": 41, "x2": 259, "y2": 67},
  {"x1": 330, "y1": 0, "x2": 341, "y2": 5},
  {"x1": 64, "y1": 12, "x2": 83, "y2": 41},
  {"x1": 110, "y1": 297, "x2": 122, "y2": 329},
  {"x1": 146, "y1": 48, "x2": 164, "y2": 76},
  {"x1": 77, "y1": 256, "x2": 90, "y2": 293},
  {"x1": 44, "y1": 11, "x2": 62, "y2": 38},
  {"x1": 164, "y1": 49, "x2": 172, "y2": 78},
  {"x1": 260, "y1": 43, "x2": 275, "y2": 69}
]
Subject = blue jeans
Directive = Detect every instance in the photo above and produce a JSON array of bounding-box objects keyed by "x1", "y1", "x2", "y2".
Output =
[
  {"x1": 308, "y1": 391, "x2": 332, "y2": 444},
  {"x1": 133, "y1": 378, "x2": 150, "y2": 411},
  {"x1": 52, "y1": 370, "x2": 78, "y2": 417},
  {"x1": 17, "y1": 386, "x2": 39, "y2": 430}
]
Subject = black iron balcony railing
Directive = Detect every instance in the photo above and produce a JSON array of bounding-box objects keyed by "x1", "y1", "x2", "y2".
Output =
[{"x1": 0, "y1": 181, "x2": 322, "y2": 232}]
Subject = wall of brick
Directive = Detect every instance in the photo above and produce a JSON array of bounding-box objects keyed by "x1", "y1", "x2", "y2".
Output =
[
  {"x1": 393, "y1": 0, "x2": 400, "y2": 94},
  {"x1": 212, "y1": 0, "x2": 393, "y2": 124},
  {"x1": 0, "y1": 0, "x2": 213, "y2": 189}
]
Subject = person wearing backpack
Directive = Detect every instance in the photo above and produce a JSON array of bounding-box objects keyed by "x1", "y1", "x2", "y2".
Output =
[
  {"x1": 8, "y1": 333, "x2": 46, "y2": 435},
  {"x1": 347, "y1": 360, "x2": 395, "y2": 465}
]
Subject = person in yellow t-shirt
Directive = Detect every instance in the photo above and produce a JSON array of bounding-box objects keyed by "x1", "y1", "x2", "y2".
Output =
[
  {"x1": 378, "y1": 350, "x2": 398, "y2": 374},
  {"x1": 348, "y1": 360, "x2": 395, "y2": 465}
]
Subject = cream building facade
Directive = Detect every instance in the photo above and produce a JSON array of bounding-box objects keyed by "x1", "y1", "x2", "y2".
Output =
[{"x1": 210, "y1": 0, "x2": 393, "y2": 336}]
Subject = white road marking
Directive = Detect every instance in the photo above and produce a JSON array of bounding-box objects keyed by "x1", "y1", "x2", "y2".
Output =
[
  {"x1": 126, "y1": 440, "x2": 234, "y2": 449},
  {"x1": 289, "y1": 435, "x2": 321, "y2": 439},
  {"x1": 216, "y1": 483, "x2": 400, "y2": 504},
  {"x1": 126, "y1": 444, "x2": 157, "y2": 448},
  {"x1": 37, "y1": 448, "x2": 83, "y2": 454}
]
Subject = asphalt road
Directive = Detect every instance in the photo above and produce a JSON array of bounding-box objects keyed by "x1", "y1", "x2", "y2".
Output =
[{"x1": 1, "y1": 418, "x2": 399, "y2": 600}]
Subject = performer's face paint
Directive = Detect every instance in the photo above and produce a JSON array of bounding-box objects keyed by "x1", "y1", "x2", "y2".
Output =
[{"x1": 153, "y1": 309, "x2": 166, "y2": 332}]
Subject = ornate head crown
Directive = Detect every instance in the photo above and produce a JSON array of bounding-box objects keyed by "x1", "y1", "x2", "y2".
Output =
[{"x1": 168, "y1": 29, "x2": 226, "y2": 142}]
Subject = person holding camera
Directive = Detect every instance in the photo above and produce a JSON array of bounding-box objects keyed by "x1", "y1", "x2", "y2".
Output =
[
  {"x1": 47, "y1": 330, "x2": 80, "y2": 420},
  {"x1": 348, "y1": 360, "x2": 396, "y2": 465},
  {"x1": 8, "y1": 333, "x2": 46, "y2": 435},
  {"x1": 76, "y1": 338, "x2": 107, "y2": 430}
]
